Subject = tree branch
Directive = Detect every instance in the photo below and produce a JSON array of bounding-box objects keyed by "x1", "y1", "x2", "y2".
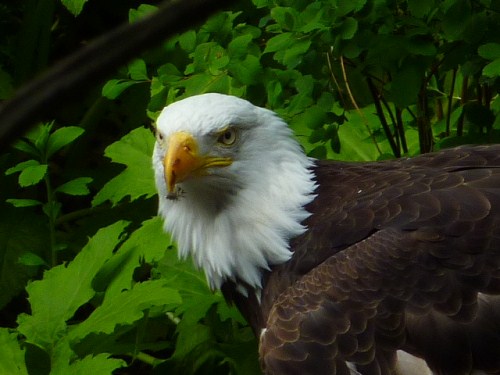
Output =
[{"x1": 0, "y1": 0, "x2": 232, "y2": 148}]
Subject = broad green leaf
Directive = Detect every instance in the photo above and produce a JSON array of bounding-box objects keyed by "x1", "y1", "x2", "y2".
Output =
[
  {"x1": 102, "y1": 79, "x2": 138, "y2": 99},
  {"x1": 482, "y1": 58, "x2": 500, "y2": 78},
  {"x1": 229, "y1": 55, "x2": 262, "y2": 85},
  {"x1": 298, "y1": 105, "x2": 327, "y2": 130},
  {"x1": 406, "y1": 38, "x2": 437, "y2": 56},
  {"x1": 228, "y1": 34, "x2": 254, "y2": 58},
  {"x1": 179, "y1": 30, "x2": 197, "y2": 52},
  {"x1": 92, "y1": 127, "x2": 156, "y2": 206},
  {"x1": 6, "y1": 199, "x2": 42, "y2": 207},
  {"x1": 156, "y1": 63, "x2": 183, "y2": 84},
  {"x1": 0, "y1": 329, "x2": 28, "y2": 375},
  {"x1": 22, "y1": 123, "x2": 52, "y2": 151},
  {"x1": 69, "y1": 279, "x2": 181, "y2": 342},
  {"x1": 408, "y1": 0, "x2": 435, "y2": 17},
  {"x1": 209, "y1": 48, "x2": 230, "y2": 74},
  {"x1": 157, "y1": 247, "x2": 221, "y2": 323},
  {"x1": 170, "y1": 321, "x2": 212, "y2": 360},
  {"x1": 46, "y1": 126, "x2": 84, "y2": 158},
  {"x1": 0, "y1": 207, "x2": 47, "y2": 309},
  {"x1": 478, "y1": 43, "x2": 500, "y2": 60},
  {"x1": 54, "y1": 353, "x2": 125, "y2": 375},
  {"x1": 12, "y1": 139, "x2": 39, "y2": 158},
  {"x1": 5, "y1": 160, "x2": 39, "y2": 175},
  {"x1": 18, "y1": 164, "x2": 47, "y2": 187},
  {"x1": 17, "y1": 221, "x2": 128, "y2": 350},
  {"x1": 60, "y1": 0, "x2": 88, "y2": 16},
  {"x1": 442, "y1": 0, "x2": 472, "y2": 41},
  {"x1": 264, "y1": 32, "x2": 292, "y2": 54},
  {"x1": 337, "y1": 0, "x2": 367, "y2": 17},
  {"x1": 281, "y1": 39, "x2": 311, "y2": 68},
  {"x1": 94, "y1": 217, "x2": 171, "y2": 297},
  {"x1": 128, "y1": 59, "x2": 149, "y2": 81},
  {"x1": 56, "y1": 177, "x2": 93, "y2": 196},
  {"x1": 338, "y1": 17, "x2": 358, "y2": 40},
  {"x1": 491, "y1": 95, "x2": 500, "y2": 113},
  {"x1": 390, "y1": 60, "x2": 425, "y2": 108},
  {"x1": 334, "y1": 106, "x2": 384, "y2": 161},
  {"x1": 129, "y1": 4, "x2": 158, "y2": 23},
  {"x1": 18, "y1": 252, "x2": 48, "y2": 267},
  {"x1": 309, "y1": 127, "x2": 326, "y2": 143},
  {"x1": 51, "y1": 338, "x2": 125, "y2": 375},
  {"x1": 270, "y1": 7, "x2": 298, "y2": 31}
]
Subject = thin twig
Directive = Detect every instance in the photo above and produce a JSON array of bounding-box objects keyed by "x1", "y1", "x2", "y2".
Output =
[
  {"x1": 326, "y1": 51, "x2": 348, "y2": 108},
  {"x1": 446, "y1": 68, "x2": 457, "y2": 136},
  {"x1": 339, "y1": 56, "x2": 382, "y2": 155},
  {"x1": 366, "y1": 77, "x2": 399, "y2": 157},
  {"x1": 395, "y1": 107, "x2": 408, "y2": 154}
]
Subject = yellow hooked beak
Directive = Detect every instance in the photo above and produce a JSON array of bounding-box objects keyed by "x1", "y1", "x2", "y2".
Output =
[{"x1": 163, "y1": 131, "x2": 232, "y2": 194}]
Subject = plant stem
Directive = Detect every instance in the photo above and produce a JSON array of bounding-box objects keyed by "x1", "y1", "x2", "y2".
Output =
[
  {"x1": 129, "y1": 351, "x2": 166, "y2": 367},
  {"x1": 43, "y1": 174, "x2": 57, "y2": 267}
]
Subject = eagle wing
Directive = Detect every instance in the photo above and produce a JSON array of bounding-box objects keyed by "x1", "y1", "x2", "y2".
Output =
[{"x1": 260, "y1": 145, "x2": 500, "y2": 375}]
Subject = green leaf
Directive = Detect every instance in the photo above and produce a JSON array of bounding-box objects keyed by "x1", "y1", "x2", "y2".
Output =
[
  {"x1": 228, "y1": 34, "x2": 254, "y2": 58},
  {"x1": 6, "y1": 199, "x2": 42, "y2": 207},
  {"x1": 92, "y1": 127, "x2": 156, "y2": 206},
  {"x1": 478, "y1": 43, "x2": 500, "y2": 60},
  {"x1": 55, "y1": 353, "x2": 125, "y2": 375},
  {"x1": 170, "y1": 321, "x2": 212, "y2": 360},
  {"x1": 270, "y1": 7, "x2": 298, "y2": 31},
  {"x1": 0, "y1": 329, "x2": 28, "y2": 375},
  {"x1": 51, "y1": 339, "x2": 125, "y2": 375},
  {"x1": 406, "y1": 38, "x2": 437, "y2": 56},
  {"x1": 128, "y1": 4, "x2": 158, "y2": 23},
  {"x1": 5, "y1": 160, "x2": 39, "y2": 175},
  {"x1": 264, "y1": 32, "x2": 292, "y2": 54},
  {"x1": 128, "y1": 59, "x2": 149, "y2": 81},
  {"x1": 229, "y1": 55, "x2": 262, "y2": 85},
  {"x1": 298, "y1": 105, "x2": 327, "y2": 130},
  {"x1": 60, "y1": 0, "x2": 88, "y2": 16},
  {"x1": 56, "y1": 177, "x2": 93, "y2": 196},
  {"x1": 338, "y1": 17, "x2": 358, "y2": 40},
  {"x1": 337, "y1": 0, "x2": 367, "y2": 17},
  {"x1": 390, "y1": 60, "x2": 425, "y2": 108},
  {"x1": 46, "y1": 126, "x2": 85, "y2": 158},
  {"x1": 483, "y1": 58, "x2": 500, "y2": 78},
  {"x1": 94, "y1": 217, "x2": 172, "y2": 297},
  {"x1": 102, "y1": 79, "x2": 138, "y2": 99},
  {"x1": 18, "y1": 164, "x2": 48, "y2": 187},
  {"x1": 18, "y1": 252, "x2": 48, "y2": 267},
  {"x1": 157, "y1": 247, "x2": 220, "y2": 323},
  {"x1": 0, "y1": 207, "x2": 48, "y2": 309},
  {"x1": 69, "y1": 279, "x2": 181, "y2": 342},
  {"x1": 442, "y1": 0, "x2": 471, "y2": 41},
  {"x1": 408, "y1": 0, "x2": 435, "y2": 18},
  {"x1": 17, "y1": 221, "x2": 128, "y2": 350},
  {"x1": 179, "y1": 30, "x2": 197, "y2": 52}
]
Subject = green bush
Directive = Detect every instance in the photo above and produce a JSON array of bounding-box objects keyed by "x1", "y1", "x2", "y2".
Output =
[{"x1": 0, "y1": 0, "x2": 499, "y2": 373}]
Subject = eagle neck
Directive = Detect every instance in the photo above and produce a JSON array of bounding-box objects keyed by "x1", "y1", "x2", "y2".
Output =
[{"x1": 160, "y1": 140, "x2": 317, "y2": 293}]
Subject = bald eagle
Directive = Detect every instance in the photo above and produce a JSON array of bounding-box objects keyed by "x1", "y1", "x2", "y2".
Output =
[{"x1": 153, "y1": 93, "x2": 500, "y2": 375}]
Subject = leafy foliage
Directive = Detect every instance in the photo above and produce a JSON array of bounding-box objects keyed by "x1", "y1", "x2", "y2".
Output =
[{"x1": 0, "y1": 0, "x2": 499, "y2": 373}]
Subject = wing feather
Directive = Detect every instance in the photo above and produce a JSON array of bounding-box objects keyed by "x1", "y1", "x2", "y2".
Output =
[{"x1": 260, "y1": 145, "x2": 500, "y2": 374}]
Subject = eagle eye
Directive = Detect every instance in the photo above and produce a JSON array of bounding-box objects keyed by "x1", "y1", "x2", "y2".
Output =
[
  {"x1": 218, "y1": 128, "x2": 237, "y2": 146},
  {"x1": 156, "y1": 130, "x2": 164, "y2": 142}
]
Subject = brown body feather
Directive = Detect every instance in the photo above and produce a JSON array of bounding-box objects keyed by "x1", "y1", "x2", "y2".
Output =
[{"x1": 222, "y1": 145, "x2": 500, "y2": 375}]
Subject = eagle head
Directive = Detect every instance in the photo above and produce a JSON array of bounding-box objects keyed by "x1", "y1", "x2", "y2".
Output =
[{"x1": 153, "y1": 93, "x2": 316, "y2": 293}]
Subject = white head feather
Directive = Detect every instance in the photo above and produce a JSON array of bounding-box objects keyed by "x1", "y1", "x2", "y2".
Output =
[{"x1": 153, "y1": 93, "x2": 316, "y2": 292}]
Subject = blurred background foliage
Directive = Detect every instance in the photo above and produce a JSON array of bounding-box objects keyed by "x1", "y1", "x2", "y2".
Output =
[{"x1": 0, "y1": 0, "x2": 499, "y2": 374}]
